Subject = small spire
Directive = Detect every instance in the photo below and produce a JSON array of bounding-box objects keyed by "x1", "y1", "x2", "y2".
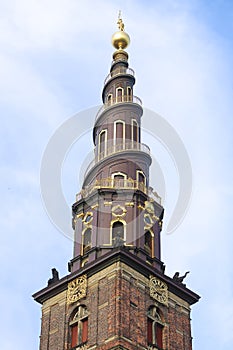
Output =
[{"x1": 117, "y1": 10, "x2": 125, "y2": 31}]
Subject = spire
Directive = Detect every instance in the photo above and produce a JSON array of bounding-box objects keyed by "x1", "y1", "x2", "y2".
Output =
[{"x1": 112, "y1": 12, "x2": 130, "y2": 50}]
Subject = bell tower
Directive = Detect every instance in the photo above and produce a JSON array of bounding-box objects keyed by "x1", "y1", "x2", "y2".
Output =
[
  {"x1": 70, "y1": 14, "x2": 164, "y2": 274},
  {"x1": 33, "y1": 15, "x2": 200, "y2": 350}
]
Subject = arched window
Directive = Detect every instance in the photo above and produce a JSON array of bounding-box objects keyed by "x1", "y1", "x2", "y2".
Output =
[
  {"x1": 112, "y1": 172, "x2": 127, "y2": 188},
  {"x1": 127, "y1": 86, "x2": 132, "y2": 101},
  {"x1": 111, "y1": 221, "x2": 125, "y2": 247},
  {"x1": 144, "y1": 230, "x2": 153, "y2": 257},
  {"x1": 137, "y1": 170, "x2": 146, "y2": 192},
  {"x1": 82, "y1": 228, "x2": 92, "y2": 254},
  {"x1": 116, "y1": 121, "x2": 123, "y2": 141},
  {"x1": 116, "y1": 87, "x2": 124, "y2": 102},
  {"x1": 107, "y1": 93, "x2": 113, "y2": 106},
  {"x1": 147, "y1": 306, "x2": 164, "y2": 349},
  {"x1": 114, "y1": 120, "x2": 125, "y2": 149},
  {"x1": 132, "y1": 119, "x2": 138, "y2": 144},
  {"x1": 98, "y1": 129, "x2": 107, "y2": 160},
  {"x1": 70, "y1": 305, "x2": 88, "y2": 348}
]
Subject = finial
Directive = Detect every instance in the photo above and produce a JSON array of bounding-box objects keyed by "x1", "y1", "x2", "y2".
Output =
[
  {"x1": 112, "y1": 12, "x2": 130, "y2": 50},
  {"x1": 117, "y1": 10, "x2": 125, "y2": 31}
]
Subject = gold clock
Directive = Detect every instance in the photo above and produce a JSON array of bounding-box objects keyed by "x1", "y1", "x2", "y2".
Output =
[{"x1": 149, "y1": 276, "x2": 168, "y2": 306}]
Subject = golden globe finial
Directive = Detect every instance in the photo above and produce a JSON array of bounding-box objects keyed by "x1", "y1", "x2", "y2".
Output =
[{"x1": 111, "y1": 11, "x2": 130, "y2": 50}]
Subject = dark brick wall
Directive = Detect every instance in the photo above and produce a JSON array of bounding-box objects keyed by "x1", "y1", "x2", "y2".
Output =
[{"x1": 39, "y1": 263, "x2": 193, "y2": 350}]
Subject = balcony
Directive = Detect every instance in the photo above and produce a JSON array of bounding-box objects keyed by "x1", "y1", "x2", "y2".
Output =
[
  {"x1": 95, "y1": 94, "x2": 142, "y2": 121},
  {"x1": 84, "y1": 141, "x2": 151, "y2": 177},
  {"x1": 76, "y1": 178, "x2": 161, "y2": 205},
  {"x1": 104, "y1": 67, "x2": 135, "y2": 85},
  {"x1": 98, "y1": 141, "x2": 150, "y2": 160}
]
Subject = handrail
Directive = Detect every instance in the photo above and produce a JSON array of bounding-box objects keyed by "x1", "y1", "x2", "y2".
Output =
[
  {"x1": 95, "y1": 95, "x2": 142, "y2": 121},
  {"x1": 84, "y1": 141, "x2": 150, "y2": 177},
  {"x1": 104, "y1": 67, "x2": 135, "y2": 85},
  {"x1": 76, "y1": 178, "x2": 161, "y2": 205},
  {"x1": 97, "y1": 141, "x2": 150, "y2": 160}
]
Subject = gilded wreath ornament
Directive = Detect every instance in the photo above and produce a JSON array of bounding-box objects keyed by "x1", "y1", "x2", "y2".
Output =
[
  {"x1": 67, "y1": 275, "x2": 87, "y2": 305},
  {"x1": 149, "y1": 276, "x2": 168, "y2": 306}
]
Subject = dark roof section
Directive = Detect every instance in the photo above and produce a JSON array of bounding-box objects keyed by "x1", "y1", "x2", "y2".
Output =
[{"x1": 33, "y1": 246, "x2": 200, "y2": 305}]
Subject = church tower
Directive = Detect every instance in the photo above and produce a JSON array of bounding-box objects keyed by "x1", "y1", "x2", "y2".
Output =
[{"x1": 33, "y1": 15, "x2": 200, "y2": 350}]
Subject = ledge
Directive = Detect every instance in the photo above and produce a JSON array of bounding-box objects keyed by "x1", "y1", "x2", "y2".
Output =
[{"x1": 33, "y1": 247, "x2": 200, "y2": 306}]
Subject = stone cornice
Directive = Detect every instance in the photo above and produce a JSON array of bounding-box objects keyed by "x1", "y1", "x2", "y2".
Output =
[{"x1": 32, "y1": 247, "x2": 200, "y2": 306}]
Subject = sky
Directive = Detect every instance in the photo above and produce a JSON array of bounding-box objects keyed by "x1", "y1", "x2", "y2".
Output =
[{"x1": 0, "y1": 0, "x2": 233, "y2": 349}]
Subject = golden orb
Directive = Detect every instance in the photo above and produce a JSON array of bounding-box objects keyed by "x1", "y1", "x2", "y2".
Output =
[{"x1": 111, "y1": 31, "x2": 130, "y2": 50}]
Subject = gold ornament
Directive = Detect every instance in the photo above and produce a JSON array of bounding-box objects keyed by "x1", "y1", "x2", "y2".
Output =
[
  {"x1": 149, "y1": 276, "x2": 168, "y2": 306},
  {"x1": 112, "y1": 205, "x2": 126, "y2": 217},
  {"x1": 112, "y1": 11, "x2": 130, "y2": 50},
  {"x1": 67, "y1": 275, "x2": 87, "y2": 305},
  {"x1": 83, "y1": 212, "x2": 93, "y2": 225},
  {"x1": 145, "y1": 200, "x2": 155, "y2": 214}
]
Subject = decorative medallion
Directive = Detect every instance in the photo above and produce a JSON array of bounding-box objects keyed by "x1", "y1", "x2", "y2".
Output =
[
  {"x1": 149, "y1": 276, "x2": 168, "y2": 306},
  {"x1": 67, "y1": 275, "x2": 87, "y2": 305},
  {"x1": 112, "y1": 205, "x2": 126, "y2": 217},
  {"x1": 144, "y1": 213, "x2": 154, "y2": 229},
  {"x1": 83, "y1": 212, "x2": 93, "y2": 224}
]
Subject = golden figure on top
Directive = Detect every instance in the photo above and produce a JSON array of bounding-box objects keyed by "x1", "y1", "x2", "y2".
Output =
[
  {"x1": 117, "y1": 11, "x2": 125, "y2": 31},
  {"x1": 112, "y1": 11, "x2": 130, "y2": 50}
]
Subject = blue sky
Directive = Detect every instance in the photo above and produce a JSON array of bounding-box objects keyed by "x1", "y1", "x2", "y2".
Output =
[{"x1": 1, "y1": 1, "x2": 233, "y2": 349}]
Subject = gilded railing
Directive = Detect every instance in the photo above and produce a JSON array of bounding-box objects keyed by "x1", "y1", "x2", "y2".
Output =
[
  {"x1": 84, "y1": 141, "x2": 150, "y2": 177},
  {"x1": 76, "y1": 178, "x2": 161, "y2": 205},
  {"x1": 95, "y1": 94, "x2": 142, "y2": 121},
  {"x1": 104, "y1": 67, "x2": 135, "y2": 85}
]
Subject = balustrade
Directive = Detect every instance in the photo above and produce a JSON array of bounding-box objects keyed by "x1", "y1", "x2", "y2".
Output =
[
  {"x1": 76, "y1": 178, "x2": 161, "y2": 205},
  {"x1": 104, "y1": 67, "x2": 135, "y2": 85},
  {"x1": 84, "y1": 141, "x2": 150, "y2": 177},
  {"x1": 95, "y1": 94, "x2": 142, "y2": 121}
]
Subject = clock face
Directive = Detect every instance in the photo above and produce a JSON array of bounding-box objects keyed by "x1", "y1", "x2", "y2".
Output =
[{"x1": 149, "y1": 276, "x2": 168, "y2": 306}]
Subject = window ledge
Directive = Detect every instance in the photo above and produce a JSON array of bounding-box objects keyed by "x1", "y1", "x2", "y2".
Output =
[{"x1": 71, "y1": 343, "x2": 87, "y2": 350}]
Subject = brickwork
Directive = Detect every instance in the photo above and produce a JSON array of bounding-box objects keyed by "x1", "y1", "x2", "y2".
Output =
[
  {"x1": 39, "y1": 291, "x2": 67, "y2": 350},
  {"x1": 38, "y1": 261, "x2": 194, "y2": 350},
  {"x1": 34, "y1": 23, "x2": 199, "y2": 350}
]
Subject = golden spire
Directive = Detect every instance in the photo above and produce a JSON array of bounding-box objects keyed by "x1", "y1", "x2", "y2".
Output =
[{"x1": 112, "y1": 11, "x2": 130, "y2": 50}]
